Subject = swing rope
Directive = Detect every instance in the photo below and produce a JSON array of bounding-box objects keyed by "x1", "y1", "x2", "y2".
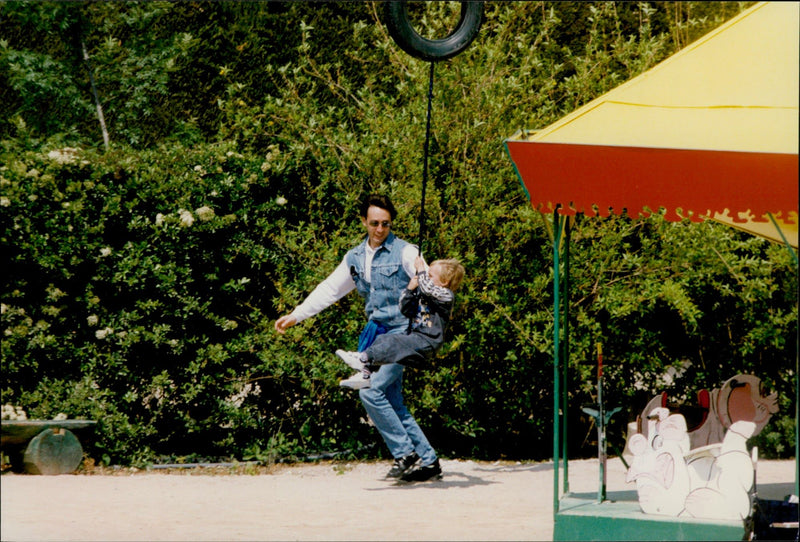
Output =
[{"x1": 418, "y1": 61, "x2": 435, "y2": 256}]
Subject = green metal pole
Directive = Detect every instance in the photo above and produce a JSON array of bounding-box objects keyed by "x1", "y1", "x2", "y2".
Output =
[
  {"x1": 765, "y1": 213, "x2": 799, "y2": 496},
  {"x1": 597, "y1": 343, "x2": 606, "y2": 503},
  {"x1": 561, "y1": 216, "x2": 571, "y2": 495},
  {"x1": 553, "y1": 210, "x2": 562, "y2": 515},
  {"x1": 767, "y1": 212, "x2": 799, "y2": 266}
]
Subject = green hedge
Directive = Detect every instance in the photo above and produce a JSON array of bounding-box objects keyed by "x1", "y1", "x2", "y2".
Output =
[{"x1": 2, "y1": 1, "x2": 794, "y2": 466}]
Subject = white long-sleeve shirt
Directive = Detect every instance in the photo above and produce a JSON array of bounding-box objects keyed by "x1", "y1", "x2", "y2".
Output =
[{"x1": 290, "y1": 242, "x2": 422, "y2": 324}]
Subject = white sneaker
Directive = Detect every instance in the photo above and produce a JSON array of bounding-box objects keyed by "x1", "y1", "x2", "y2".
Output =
[
  {"x1": 339, "y1": 371, "x2": 371, "y2": 389},
  {"x1": 336, "y1": 349, "x2": 365, "y2": 371}
]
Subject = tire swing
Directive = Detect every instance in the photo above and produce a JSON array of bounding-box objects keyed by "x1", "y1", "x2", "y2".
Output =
[
  {"x1": 383, "y1": 1, "x2": 484, "y2": 62},
  {"x1": 383, "y1": 1, "x2": 484, "y2": 252}
]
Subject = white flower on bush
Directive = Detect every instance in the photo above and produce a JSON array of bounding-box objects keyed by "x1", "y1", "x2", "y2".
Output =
[
  {"x1": 87, "y1": 315, "x2": 98, "y2": 326},
  {"x1": 178, "y1": 209, "x2": 194, "y2": 227},
  {"x1": 99, "y1": 247, "x2": 112, "y2": 257},
  {"x1": 195, "y1": 205, "x2": 215, "y2": 221},
  {"x1": 228, "y1": 383, "x2": 253, "y2": 408},
  {"x1": 660, "y1": 361, "x2": 691, "y2": 387},
  {"x1": 95, "y1": 327, "x2": 114, "y2": 340},
  {"x1": 2, "y1": 404, "x2": 27, "y2": 421},
  {"x1": 1, "y1": 303, "x2": 6, "y2": 315},
  {"x1": 155, "y1": 213, "x2": 165, "y2": 226},
  {"x1": 276, "y1": 196, "x2": 287, "y2": 206},
  {"x1": 0, "y1": 196, "x2": 10, "y2": 207},
  {"x1": 53, "y1": 412, "x2": 68, "y2": 421},
  {"x1": 193, "y1": 165, "x2": 205, "y2": 175},
  {"x1": 47, "y1": 148, "x2": 79, "y2": 164}
]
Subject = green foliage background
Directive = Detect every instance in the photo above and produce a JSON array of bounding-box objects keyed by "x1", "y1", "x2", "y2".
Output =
[{"x1": 1, "y1": 1, "x2": 795, "y2": 466}]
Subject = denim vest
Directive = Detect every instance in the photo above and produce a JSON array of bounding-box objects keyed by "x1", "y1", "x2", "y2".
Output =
[{"x1": 346, "y1": 233, "x2": 413, "y2": 330}]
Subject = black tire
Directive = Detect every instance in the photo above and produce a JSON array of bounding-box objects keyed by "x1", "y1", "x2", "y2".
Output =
[{"x1": 384, "y1": 1, "x2": 484, "y2": 62}]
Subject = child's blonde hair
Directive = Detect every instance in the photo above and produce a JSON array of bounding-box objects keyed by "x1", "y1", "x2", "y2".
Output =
[{"x1": 431, "y1": 259, "x2": 465, "y2": 292}]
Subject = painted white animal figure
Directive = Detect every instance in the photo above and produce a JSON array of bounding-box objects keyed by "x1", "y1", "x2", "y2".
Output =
[
  {"x1": 626, "y1": 409, "x2": 756, "y2": 519},
  {"x1": 626, "y1": 411, "x2": 692, "y2": 516},
  {"x1": 682, "y1": 420, "x2": 756, "y2": 520}
]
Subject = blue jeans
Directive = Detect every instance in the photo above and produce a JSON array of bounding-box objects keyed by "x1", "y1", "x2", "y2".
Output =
[{"x1": 358, "y1": 333, "x2": 437, "y2": 466}]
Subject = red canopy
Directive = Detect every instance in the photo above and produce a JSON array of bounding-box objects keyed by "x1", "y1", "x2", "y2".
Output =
[{"x1": 505, "y1": 2, "x2": 798, "y2": 245}]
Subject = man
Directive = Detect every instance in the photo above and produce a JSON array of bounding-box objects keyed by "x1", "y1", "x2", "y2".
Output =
[{"x1": 274, "y1": 194, "x2": 441, "y2": 482}]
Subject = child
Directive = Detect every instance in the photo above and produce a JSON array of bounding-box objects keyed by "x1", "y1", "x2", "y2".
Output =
[{"x1": 337, "y1": 256, "x2": 465, "y2": 389}]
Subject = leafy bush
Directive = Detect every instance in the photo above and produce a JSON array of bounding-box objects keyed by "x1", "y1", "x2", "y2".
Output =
[{"x1": 2, "y1": 1, "x2": 793, "y2": 466}]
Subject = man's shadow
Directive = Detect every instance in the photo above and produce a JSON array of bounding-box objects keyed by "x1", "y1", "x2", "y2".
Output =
[{"x1": 366, "y1": 461, "x2": 554, "y2": 491}]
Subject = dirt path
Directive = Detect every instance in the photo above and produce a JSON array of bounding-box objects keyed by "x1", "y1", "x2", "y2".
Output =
[{"x1": 1, "y1": 458, "x2": 795, "y2": 541}]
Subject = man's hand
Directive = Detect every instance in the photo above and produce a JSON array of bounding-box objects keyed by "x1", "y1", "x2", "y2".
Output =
[
  {"x1": 414, "y1": 256, "x2": 426, "y2": 274},
  {"x1": 274, "y1": 314, "x2": 297, "y2": 334}
]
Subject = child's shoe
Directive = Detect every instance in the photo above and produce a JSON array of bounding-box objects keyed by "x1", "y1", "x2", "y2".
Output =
[
  {"x1": 336, "y1": 349, "x2": 365, "y2": 371},
  {"x1": 339, "y1": 371, "x2": 371, "y2": 389}
]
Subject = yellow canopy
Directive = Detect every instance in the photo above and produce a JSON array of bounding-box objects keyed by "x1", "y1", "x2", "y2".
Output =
[{"x1": 506, "y1": 2, "x2": 798, "y2": 247}]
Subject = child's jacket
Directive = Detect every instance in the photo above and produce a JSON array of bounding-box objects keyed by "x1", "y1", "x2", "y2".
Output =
[{"x1": 399, "y1": 271, "x2": 455, "y2": 347}]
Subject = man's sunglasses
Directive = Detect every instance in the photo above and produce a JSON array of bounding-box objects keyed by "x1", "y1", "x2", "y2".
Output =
[{"x1": 368, "y1": 220, "x2": 392, "y2": 228}]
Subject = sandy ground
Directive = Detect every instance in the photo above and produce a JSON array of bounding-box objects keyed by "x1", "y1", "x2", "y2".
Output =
[{"x1": 1, "y1": 457, "x2": 796, "y2": 541}]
